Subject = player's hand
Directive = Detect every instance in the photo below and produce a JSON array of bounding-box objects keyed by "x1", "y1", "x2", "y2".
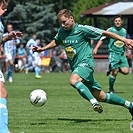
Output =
[
  {"x1": 93, "y1": 48, "x2": 98, "y2": 54},
  {"x1": 0, "y1": 0, "x2": 8, "y2": 16},
  {"x1": 32, "y1": 46, "x2": 42, "y2": 53},
  {"x1": 124, "y1": 39, "x2": 133, "y2": 49},
  {"x1": 8, "y1": 31, "x2": 23, "y2": 40}
]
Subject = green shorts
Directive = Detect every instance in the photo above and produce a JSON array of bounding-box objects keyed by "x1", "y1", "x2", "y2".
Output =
[
  {"x1": 108, "y1": 52, "x2": 129, "y2": 70},
  {"x1": 72, "y1": 62, "x2": 102, "y2": 93}
]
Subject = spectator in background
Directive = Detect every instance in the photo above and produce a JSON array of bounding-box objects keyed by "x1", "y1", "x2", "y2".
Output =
[
  {"x1": 3, "y1": 24, "x2": 21, "y2": 82},
  {"x1": 58, "y1": 48, "x2": 70, "y2": 73},
  {"x1": 41, "y1": 42, "x2": 52, "y2": 73},
  {"x1": 51, "y1": 46, "x2": 63, "y2": 72}
]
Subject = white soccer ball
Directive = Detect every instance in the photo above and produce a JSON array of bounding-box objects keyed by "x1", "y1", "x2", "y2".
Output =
[{"x1": 30, "y1": 89, "x2": 47, "y2": 107}]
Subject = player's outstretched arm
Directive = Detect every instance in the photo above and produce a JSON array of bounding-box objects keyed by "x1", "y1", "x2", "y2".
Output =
[
  {"x1": 103, "y1": 30, "x2": 133, "y2": 49},
  {"x1": 93, "y1": 40, "x2": 103, "y2": 54},
  {"x1": 1, "y1": 31, "x2": 23, "y2": 44},
  {"x1": 32, "y1": 40, "x2": 58, "y2": 53}
]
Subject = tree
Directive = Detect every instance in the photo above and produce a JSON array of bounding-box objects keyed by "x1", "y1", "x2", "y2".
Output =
[
  {"x1": 72, "y1": 0, "x2": 112, "y2": 27},
  {"x1": 3, "y1": 1, "x2": 57, "y2": 44}
]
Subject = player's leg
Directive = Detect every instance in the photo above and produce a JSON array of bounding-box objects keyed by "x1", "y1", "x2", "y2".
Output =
[
  {"x1": 106, "y1": 63, "x2": 112, "y2": 76},
  {"x1": 119, "y1": 55, "x2": 129, "y2": 75},
  {"x1": 35, "y1": 66, "x2": 41, "y2": 78},
  {"x1": 70, "y1": 74, "x2": 102, "y2": 113},
  {"x1": 6, "y1": 59, "x2": 14, "y2": 83},
  {"x1": 70, "y1": 64, "x2": 103, "y2": 113},
  {"x1": 4, "y1": 59, "x2": 8, "y2": 74},
  {"x1": 119, "y1": 67, "x2": 129, "y2": 75},
  {"x1": 35, "y1": 58, "x2": 42, "y2": 78},
  {"x1": 108, "y1": 68, "x2": 119, "y2": 93},
  {"x1": 0, "y1": 70, "x2": 10, "y2": 133},
  {"x1": 108, "y1": 53, "x2": 120, "y2": 93},
  {"x1": 92, "y1": 89, "x2": 133, "y2": 119}
]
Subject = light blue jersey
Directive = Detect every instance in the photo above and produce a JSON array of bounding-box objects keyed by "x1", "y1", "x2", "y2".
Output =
[
  {"x1": 0, "y1": 18, "x2": 4, "y2": 42},
  {"x1": 4, "y1": 38, "x2": 20, "y2": 62},
  {"x1": 3, "y1": 32, "x2": 20, "y2": 54},
  {"x1": 26, "y1": 38, "x2": 37, "y2": 56}
]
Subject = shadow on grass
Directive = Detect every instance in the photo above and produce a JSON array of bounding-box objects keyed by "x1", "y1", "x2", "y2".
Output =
[
  {"x1": 30, "y1": 122, "x2": 47, "y2": 125},
  {"x1": 30, "y1": 117, "x2": 129, "y2": 125},
  {"x1": 58, "y1": 117, "x2": 129, "y2": 123}
]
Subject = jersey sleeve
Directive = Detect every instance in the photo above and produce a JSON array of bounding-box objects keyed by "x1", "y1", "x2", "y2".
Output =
[
  {"x1": 54, "y1": 30, "x2": 63, "y2": 45},
  {"x1": 99, "y1": 28, "x2": 111, "y2": 41},
  {"x1": 83, "y1": 25, "x2": 104, "y2": 40}
]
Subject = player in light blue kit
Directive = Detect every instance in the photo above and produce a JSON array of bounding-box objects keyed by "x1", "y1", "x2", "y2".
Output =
[
  {"x1": 4, "y1": 24, "x2": 21, "y2": 82},
  {"x1": 0, "y1": 0, "x2": 23, "y2": 132},
  {"x1": 33, "y1": 50, "x2": 42, "y2": 78},
  {"x1": 21, "y1": 34, "x2": 37, "y2": 73}
]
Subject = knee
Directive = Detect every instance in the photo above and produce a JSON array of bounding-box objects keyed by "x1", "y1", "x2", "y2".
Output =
[
  {"x1": 97, "y1": 95, "x2": 105, "y2": 102},
  {"x1": 94, "y1": 90, "x2": 106, "y2": 102},
  {"x1": 69, "y1": 74, "x2": 82, "y2": 86},
  {"x1": 112, "y1": 69, "x2": 119, "y2": 76},
  {"x1": 122, "y1": 70, "x2": 129, "y2": 75},
  {"x1": 69, "y1": 78, "x2": 77, "y2": 86}
]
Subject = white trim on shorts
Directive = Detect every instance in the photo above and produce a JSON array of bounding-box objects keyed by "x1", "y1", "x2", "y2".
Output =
[{"x1": 0, "y1": 70, "x2": 5, "y2": 82}]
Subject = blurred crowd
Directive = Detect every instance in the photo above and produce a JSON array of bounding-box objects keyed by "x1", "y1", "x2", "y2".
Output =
[
  {"x1": 0, "y1": 24, "x2": 132, "y2": 82},
  {"x1": 0, "y1": 24, "x2": 70, "y2": 81}
]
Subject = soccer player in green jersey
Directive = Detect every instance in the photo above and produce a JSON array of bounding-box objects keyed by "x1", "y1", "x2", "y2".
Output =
[
  {"x1": 93, "y1": 15, "x2": 129, "y2": 94},
  {"x1": 33, "y1": 9, "x2": 133, "y2": 120}
]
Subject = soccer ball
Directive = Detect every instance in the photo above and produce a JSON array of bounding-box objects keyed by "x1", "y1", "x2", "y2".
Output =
[{"x1": 30, "y1": 89, "x2": 47, "y2": 107}]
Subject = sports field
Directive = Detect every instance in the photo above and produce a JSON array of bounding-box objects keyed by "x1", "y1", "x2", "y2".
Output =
[{"x1": 6, "y1": 72, "x2": 133, "y2": 133}]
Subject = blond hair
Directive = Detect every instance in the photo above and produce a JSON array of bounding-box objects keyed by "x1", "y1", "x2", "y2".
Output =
[{"x1": 57, "y1": 9, "x2": 74, "y2": 20}]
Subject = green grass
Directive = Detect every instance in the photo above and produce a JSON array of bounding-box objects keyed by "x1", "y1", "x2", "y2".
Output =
[{"x1": 5, "y1": 72, "x2": 133, "y2": 133}]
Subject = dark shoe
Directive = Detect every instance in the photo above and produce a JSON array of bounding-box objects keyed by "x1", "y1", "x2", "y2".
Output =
[
  {"x1": 129, "y1": 103, "x2": 133, "y2": 121},
  {"x1": 93, "y1": 104, "x2": 103, "y2": 113},
  {"x1": 108, "y1": 89, "x2": 115, "y2": 94},
  {"x1": 106, "y1": 69, "x2": 111, "y2": 76},
  {"x1": 106, "y1": 64, "x2": 112, "y2": 76}
]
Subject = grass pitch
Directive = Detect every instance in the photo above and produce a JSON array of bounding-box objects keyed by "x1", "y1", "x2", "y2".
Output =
[{"x1": 6, "y1": 72, "x2": 133, "y2": 133}]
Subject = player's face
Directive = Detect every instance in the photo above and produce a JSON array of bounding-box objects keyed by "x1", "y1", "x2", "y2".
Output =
[
  {"x1": 114, "y1": 17, "x2": 123, "y2": 28},
  {"x1": 7, "y1": 25, "x2": 13, "y2": 32},
  {"x1": 59, "y1": 15, "x2": 75, "y2": 30}
]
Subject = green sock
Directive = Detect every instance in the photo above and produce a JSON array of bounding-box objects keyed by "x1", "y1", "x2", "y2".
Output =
[
  {"x1": 109, "y1": 75, "x2": 116, "y2": 91},
  {"x1": 74, "y1": 82, "x2": 98, "y2": 105},
  {"x1": 104, "y1": 93, "x2": 132, "y2": 110}
]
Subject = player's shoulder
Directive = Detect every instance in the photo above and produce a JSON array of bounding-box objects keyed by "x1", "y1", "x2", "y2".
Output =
[
  {"x1": 121, "y1": 27, "x2": 127, "y2": 32},
  {"x1": 107, "y1": 27, "x2": 114, "y2": 32},
  {"x1": 77, "y1": 24, "x2": 92, "y2": 30},
  {"x1": 77, "y1": 24, "x2": 99, "y2": 32}
]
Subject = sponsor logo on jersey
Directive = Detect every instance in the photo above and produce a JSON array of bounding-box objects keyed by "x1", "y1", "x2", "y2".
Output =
[
  {"x1": 65, "y1": 46, "x2": 76, "y2": 58},
  {"x1": 114, "y1": 40, "x2": 124, "y2": 48},
  {"x1": 63, "y1": 39, "x2": 78, "y2": 44}
]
